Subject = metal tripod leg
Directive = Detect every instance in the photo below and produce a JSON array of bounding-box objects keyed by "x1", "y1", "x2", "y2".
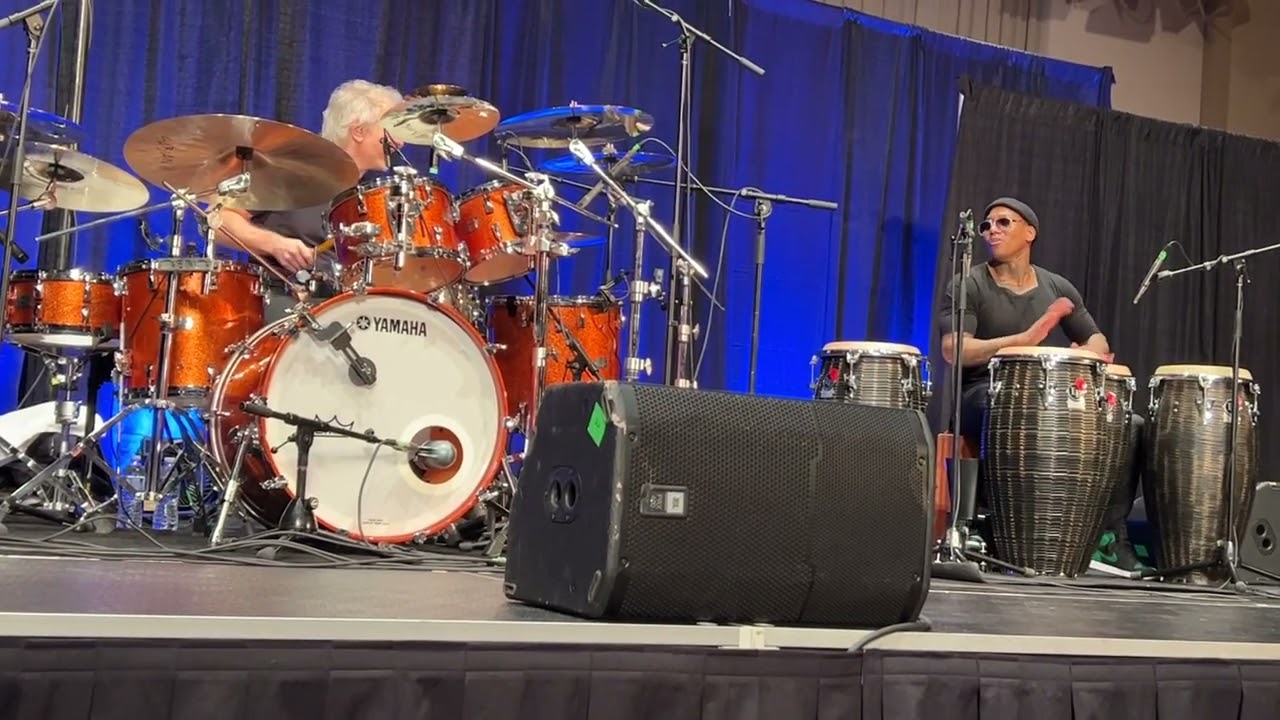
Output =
[{"x1": 210, "y1": 427, "x2": 253, "y2": 545}]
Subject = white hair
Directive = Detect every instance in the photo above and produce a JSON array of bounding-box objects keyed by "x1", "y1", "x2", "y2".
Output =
[{"x1": 320, "y1": 80, "x2": 404, "y2": 145}]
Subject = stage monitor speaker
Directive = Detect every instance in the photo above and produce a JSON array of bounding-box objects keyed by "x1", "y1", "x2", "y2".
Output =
[
  {"x1": 503, "y1": 381, "x2": 935, "y2": 628},
  {"x1": 1239, "y1": 481, "x2": 1280, "y2": 585}
]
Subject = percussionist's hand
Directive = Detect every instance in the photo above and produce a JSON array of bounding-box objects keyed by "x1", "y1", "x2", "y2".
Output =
[
  {"x1": 1071, "y1": 342, "x2": 1115, "y2": 363},
  {"x1": 1022, "y1": 298, "x2": 1074, "y2": 345},
  {"x1": 268, "y1": 236, "x2": 315, "y2": 274}
]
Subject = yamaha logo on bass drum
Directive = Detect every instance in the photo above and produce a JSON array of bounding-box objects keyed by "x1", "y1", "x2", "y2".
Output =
[{"x1": 355, "y1": 314, "x2": 429, "y2": 338}]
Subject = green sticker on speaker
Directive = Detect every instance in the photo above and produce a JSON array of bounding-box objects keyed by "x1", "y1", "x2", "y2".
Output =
[{"x1": 587, "y1": 402, "x2": 607, "y2": 446}]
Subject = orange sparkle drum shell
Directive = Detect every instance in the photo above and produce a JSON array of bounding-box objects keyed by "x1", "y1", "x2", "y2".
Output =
[
  {"x1": 3, "y1": 269, "x2": 120, "y2": 349},
  {"x1": 328, "y1": 176, "x2": 464, "y2": 293},
  {"x1": 117, "y1": 259, "x2": 265, "y2": 405},
  {"x1": 487, "y1": 295, "x2": 623, "y2": 418},
  {"x1": 455, "y1": 180, "x2": 535, "y2": 285}
]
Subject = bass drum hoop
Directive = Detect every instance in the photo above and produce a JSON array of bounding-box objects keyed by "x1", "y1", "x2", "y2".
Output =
[{"x1": 207, "y1": 288, "x2": 509, "y2": 541}]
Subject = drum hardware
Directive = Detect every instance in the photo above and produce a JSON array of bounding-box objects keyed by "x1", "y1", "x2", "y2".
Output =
[
  {"x1": 0, "y1": 196, "x2": 53, "y2": 219},
  {"x1": 431, "y1": 132, "x2": 603, "y2": 437},
  {"x1": 627, "y1": 0, "x2": 764, "y2": 385},
  {"x1": 237, "y1": 400, "x2": 406, "y2": 540},
  {"x1": 1136, "y1": 240, "x2": 1280, "y2": 585},
  {"x1": 123, "y1": 113, "x2": 361, "y2": 212},
  {"x1": 567, "y1": 138, "x2": 704, "y2": 387}
]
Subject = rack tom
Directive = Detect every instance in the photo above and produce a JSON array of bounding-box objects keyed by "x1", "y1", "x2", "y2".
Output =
[
  {"x1": 811, "y1": 341, "x2": 931, "y2": 412},
  {"x1": 983, "y1": 346, "x2": 1111, "y2": 576},
  {"x1": 456, "y1": 180, "x2": 535, "y2": 285},
  {"x1": 328, "y1": 174, "x2": 464, "y2": 293},
  {"x1": 1145, "y1": 364, "x2": 1261, "y2": 583},
  {"x1": 3, "y1": 269, "x2": 119, "y2": 349}
]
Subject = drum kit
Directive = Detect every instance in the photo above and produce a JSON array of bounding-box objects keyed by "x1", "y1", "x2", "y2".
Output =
[{"x1": 0, "y1": 86, "x2": 710, "y2": 548}]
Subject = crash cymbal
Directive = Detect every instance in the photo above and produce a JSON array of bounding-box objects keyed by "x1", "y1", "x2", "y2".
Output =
[
  {"x1": 540, "y1": 150, "x2": 674, "y2": 177},
  {"x1": 122, "y1": 113, "x2": 360, "y2": 211},
  {"x1": 382, "y1": 94, "x2": 500, "y2": 145},
  {"x1": 0, "y1": 142, "x2": 149, "y2": 212},
  {"x1": 407, "y1": 84, "x2": 469, "y2": 98},
  {"x1": 495, "y1": 103, "x2": 654, "y2": 149},
  {"x1": 0, "y1": 98, "x2": 86, "y2": 146}
]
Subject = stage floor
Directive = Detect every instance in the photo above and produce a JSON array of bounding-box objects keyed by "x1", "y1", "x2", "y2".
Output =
[{"x1": 1, "y1": 534, "x2": 1279, "y2": 661}]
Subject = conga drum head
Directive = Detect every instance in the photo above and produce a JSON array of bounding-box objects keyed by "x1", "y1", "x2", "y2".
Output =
[
  {"x1": 993, "y1": 345, "x2": 1102, "y2": 361},
  {"x1": 1152, "y1": 364, "x2": 1254, "y2": 383},
  {"x1": 820, "y1": 340, "x2": 923, "y2": 356}
]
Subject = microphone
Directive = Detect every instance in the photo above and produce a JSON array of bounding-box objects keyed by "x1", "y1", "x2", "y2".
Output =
[
  {"x1": 0, "y1": 0, "x2": 55, "y2": 30},
  {"x1": 597, "y1": 270, "x2": 629, "y2": 299},
  {"x1": 414, "y1": 439, "x2": 457, "y2": 470},
  {"x1": 962, "y1": 209, "x2": 975, "y2": 239},
  {"x1": 431, "y1": 132, "x2": 465, "y2": 160},
  {"x1": 577, "y1": 142, "x2": 643, "y2": 209},
  {"x1": 1132, "y1": 241, "x2": 1172, "y2": 305},
  {"x1": 382, "y1": 130, "x2": 413, "y2": 169}
]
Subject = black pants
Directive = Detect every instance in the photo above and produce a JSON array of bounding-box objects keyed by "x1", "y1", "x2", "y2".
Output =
[{"x1": 958, "y1": 381, "x2": 1143, "y2": 532}]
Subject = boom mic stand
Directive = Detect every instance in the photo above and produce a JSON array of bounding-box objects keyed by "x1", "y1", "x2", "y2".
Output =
[
  {"x1": 0, "y1": 0, "x2": 60, "y2": 357},
  {"x1": 1135, "y1": 242, "x2": 1280, "y2": 586},
  {"x1": 631, "y1": 0, "x2": 765, "y2": 387},
  {"x1": 568, "y1": 139, "x2": 707, "y2": 384}
]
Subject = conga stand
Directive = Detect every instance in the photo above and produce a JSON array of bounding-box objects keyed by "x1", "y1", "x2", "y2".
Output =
[{"x1": 1137, "y1": 242, "x2": 1280, "y2": 585}]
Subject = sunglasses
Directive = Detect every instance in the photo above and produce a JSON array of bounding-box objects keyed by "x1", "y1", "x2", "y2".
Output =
[{"x1": 979, "y1": 217, "x2": 1019, "y2": 234}]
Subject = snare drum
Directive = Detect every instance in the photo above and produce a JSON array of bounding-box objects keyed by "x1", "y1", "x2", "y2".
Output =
[
  {"x1": 328, "y1": 175, "x2": 464, "y2": 293},
  {"x1": 811, "y1": 341, "x2": 931, "y2": 412},
  {"x1": 117, "y1": 258, "x2": 265, "y2": 405},
  {"x1": 984, "y1": 346, "x2": 1112, "y2": 576},
  {"x1": 456, "y1": 180, "x2": 534, "y2": 285},
  {"x1": 487, "y1": 295, "x2": 623, "y2": 419},
  {"x1": 208, "y1": 288, "x2": 507, "y2": 543},
  {"x1": 3, "y1": 269, "x2": 119, "y2": 349},
  {"x1": 1145, "y1": 364, "x2": 1260, "y2": 583}
]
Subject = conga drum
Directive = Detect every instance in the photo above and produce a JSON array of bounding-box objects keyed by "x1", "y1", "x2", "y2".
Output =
[
  {"x1": 810, "y1": 341, "x2": 931, "y2": 412},
  {"x1": 1145, "y1": 364, "x2": 1261, "y2": 583},
  {"x1": 1078, "y1": 363, "x2": 1136, "y2": 572},
  {"x1": 984, "y1": 346, "x2": 1111, "y2": 576}
]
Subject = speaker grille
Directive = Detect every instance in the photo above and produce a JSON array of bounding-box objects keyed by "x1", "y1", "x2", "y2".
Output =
[{"x1": 613, "y1": 385, "x2": 931, "y2": 626}]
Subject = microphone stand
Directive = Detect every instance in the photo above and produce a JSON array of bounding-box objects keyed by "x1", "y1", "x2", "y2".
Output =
[
  {"x1": 0, "y1": 0, "x2": 61, "y2": 350},
  {"x1": 1135, "y1": 241, "x2": 1280, "y2": 585},
  {"x1": 747, "y1": 198, "x2": 771, "y2": 394},
  {"x1": 631, "y1": 0, "x2": 765, "y2": 386}
]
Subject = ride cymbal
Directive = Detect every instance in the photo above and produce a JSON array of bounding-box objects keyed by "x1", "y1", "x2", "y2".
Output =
[
  {"x1": 382, "y1": 94, "x2": 500, "y2": 145},
  {"x1": 495, "y1": 103, "x2": 654, "y2": 149},
  {"x1": 122, "y1": 113, "x2": 360, "y2": 211},
  {"x1": 0, "y1": 99, "x2": 86, "y2": 146},
  {"x1": 540, "y1": 149, "x2": 674, "y2": 177},
  {"x1": 0, "y1": 142, "x2": 149, "y2": 212}
]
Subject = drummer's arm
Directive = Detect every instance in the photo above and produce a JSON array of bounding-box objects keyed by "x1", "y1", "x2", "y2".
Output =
[
  {"x1": 212, "y1": 207, "x2": 286, "y2": 256},
  {"x1": 1059, "y1": 283, "x2": 1111, "y2": 357},
  {"x1": 941, "y1": 332, "x2": 1029, "y2": 367}
]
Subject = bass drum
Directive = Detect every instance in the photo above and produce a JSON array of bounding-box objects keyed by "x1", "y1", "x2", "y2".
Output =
[{"x1": 208, "y1": 288, "x2": 508, "y2": 543}]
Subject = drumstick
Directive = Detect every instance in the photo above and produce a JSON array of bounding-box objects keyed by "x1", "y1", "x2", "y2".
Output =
[{"x1": 314, "y1": 237, "x2": 335, "y2": 254}]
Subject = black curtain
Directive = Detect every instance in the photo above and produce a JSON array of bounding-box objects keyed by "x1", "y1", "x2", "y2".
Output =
[{"x1": 933, "y1": 83, "x2": 1280, "y2": 482}]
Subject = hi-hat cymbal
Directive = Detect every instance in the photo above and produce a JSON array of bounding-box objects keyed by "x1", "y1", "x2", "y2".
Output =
[
  {"x1": 540, "y1": 150, "x2": 674, "y2": 177},
  {"x1": 382, "y1": 94, "x2": 500, "y2": 145},
  {"x1": 122, "y1": 113, "x2": 360, "y2": 211},
  {"x1": 0, "y1": 99, "x2": 86, "y2": 146},
  {"x1": 0, "y1": 142, "x2": 149, "y2": 212},
  {"x1": 552, "y1": 232, "x2": 604, "y2": 248},
  {"x1": 495, "y1": 104, "x2": 654, "y2": 149}
]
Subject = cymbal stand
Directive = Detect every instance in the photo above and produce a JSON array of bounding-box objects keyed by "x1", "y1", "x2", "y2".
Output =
[
  {"x1": 566, "y1": 139, "x2": 708, "y2": 386},
  {"x1": 625, "y1": 199, "x2": 661, "y2": 381}
]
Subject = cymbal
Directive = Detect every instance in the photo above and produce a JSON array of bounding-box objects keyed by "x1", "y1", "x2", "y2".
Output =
[
  {"x1": 0, "y1": 99, "x2": 86, "y2": 146},
  {"x1": 495, "y1": 103, "x2": 654, "y2": 149},
  {"x1": 540, "y1": 150, "x2": 674, "y2": 177},
  {"x1": 122, "y1": 113, "x2": 360, "y2": 211},
  {"x1": 0, "y1": 142, "x2": 149, "y2": 212},
  {"x1": 382, "y1": 94, "x2": 500, "y2": 145}
]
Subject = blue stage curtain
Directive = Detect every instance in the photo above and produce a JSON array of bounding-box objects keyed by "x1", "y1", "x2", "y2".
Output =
[{"x1": 0, "y1": 0, "x2": 1113, "y2": 428}]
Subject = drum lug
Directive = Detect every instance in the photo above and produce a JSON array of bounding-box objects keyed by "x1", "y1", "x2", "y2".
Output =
[
  {"x1": 262, "y1": 476, "x2": 287, "y2": 490},
  {"x1": 485, "y1": 343, "x2": 506, "y2": 355}
]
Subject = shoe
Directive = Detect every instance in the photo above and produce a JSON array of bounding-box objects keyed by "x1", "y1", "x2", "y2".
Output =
[{"x1": 1094, "y1": 524, "x2": 1145, "y2": 572}]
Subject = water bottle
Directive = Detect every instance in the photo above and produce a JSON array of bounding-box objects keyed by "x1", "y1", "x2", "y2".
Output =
[
  {"x1": 152, "y1": 445, "x2": 181, "y2": 531},
  {"x1": 116, "y1": 457, "x2": 145, "y2": 529}
]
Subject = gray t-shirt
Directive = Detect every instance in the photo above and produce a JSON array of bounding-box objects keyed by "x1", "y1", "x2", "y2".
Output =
[{"x1": 938, "y1": 263, "x2": 1102, "y2": 390}]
